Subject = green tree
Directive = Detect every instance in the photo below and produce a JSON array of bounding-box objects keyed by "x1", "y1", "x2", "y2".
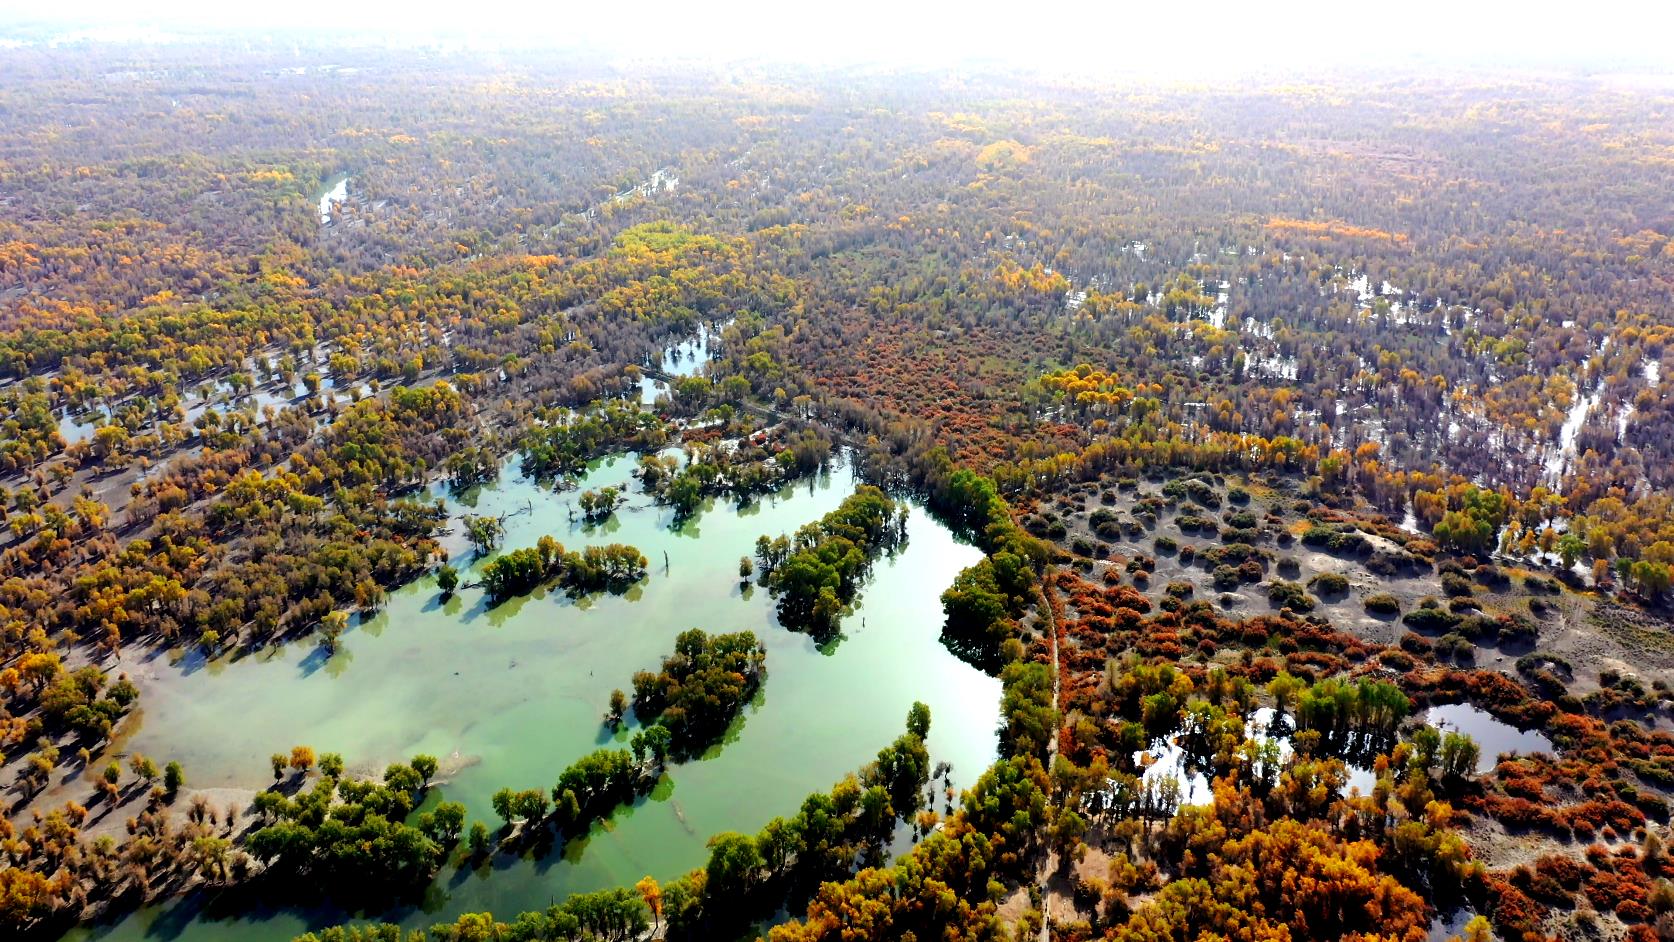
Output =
[
  {"x1": 1438, "y1": 732, "x2": 1481, "y2": 780},
  {"x1": 705, "y1": 831, "x2": 764, "y2": 899},
  {"x1": 163, "y1": 761, "x2": 185, "y2": 797},
  {"x1": 907, "y1": 701, "x2": 931, "y2": 740},
  {"x1": 411, "y1": 754, "x2": 439, "y2": 786}
]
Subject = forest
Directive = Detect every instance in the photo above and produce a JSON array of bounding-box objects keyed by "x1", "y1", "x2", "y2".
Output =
[{"x1": 2, "y1": 34, "x2": 1674, "y2": 942}]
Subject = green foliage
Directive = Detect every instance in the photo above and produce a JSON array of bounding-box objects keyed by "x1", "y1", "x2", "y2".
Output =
[
  {"x1": 479, "y1": 538, "x2": 648, "y2": 601},
  {"x1": 1000, "y1": 660, "x2": 1057, "y2": 760},
  {"x1": 519, "y1": 400, "x2": 666, "y2": 478},
  {"x1": 1363, "y1": 592, "x2": 1401, "y2": 614},
  {"x1": 294, "y1": 887, "x2": 650, "y2": 942},
  {"x1": 1264, "y1": 579, "x2": 1316, "y2": 612},
  {"x1": 939, "y1": 554, "x2": 1030, "y2": 669},
  {"x1": 245, "y1": 757, "x2": 452, "y2": 896},
  {"x1": 760, "y1": 486, "x2": 906, "y2": 637},
  {"x1": 631, "y1": 629, "x2": 766, "y2": 756},
  {"x1": 435, "y1": 564, "x2": 459, "y2": 596}
]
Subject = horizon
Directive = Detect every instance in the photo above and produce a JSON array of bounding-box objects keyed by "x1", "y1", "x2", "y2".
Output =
[{"x1": 2, "y1": 0, "x2": 1672, "y2": 80}]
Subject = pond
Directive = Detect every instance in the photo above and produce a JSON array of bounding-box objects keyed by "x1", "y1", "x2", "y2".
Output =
[
  {"x1": 1135, "y1": 706, "x2": 1377, "y2": 806},
  {"x1": 639, "y1": 320, "x2": 727, "y2": 404},
  {"x1": 58, "y1": 406, "x2": 112, "y2": 444},
  {"x1": 317, "y1": 174, "x2": 349, "y2": 226},
  {"x1": 72, "y1": 451, "x2": 999, "y2": 942},
  {"x1": 1426, "y1": 703, "x2": 1553, "y2": 774}
]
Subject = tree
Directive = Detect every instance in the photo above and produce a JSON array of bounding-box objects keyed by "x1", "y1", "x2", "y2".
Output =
[
  {"x1": 1000, "y1": 661, "x2": 1057, "y2": 760},
  {"x1": 607, "y1": 689, "x2": 628, "y2": 729},
  {"x1": 491, "y1": 788, "x2": 516, "y2": 828},
  {"x1": 411, "y1": 754, "x2": 438, "y2": 786},
  {"x1": 463, "y1": 514, "x2": 505, "y2": 554},
  {"x1": 436, "y1": 564, "x2": 459, "y2": 597},
  {"x1": 705, "y1": 831, "x2": 764, "y2": 899},
  {"x1": 270, "y1": 753, "x2": 287, "y2": 781},
  {"x1": 1434, "y1": 510, "x2": 1495, "y2": 555},
  {"x1": 940, "y1": 559, "x2": 1014, "y2": 667},
  {"x1": 907, "y1": 701, "x2": 931, "y2": 740},
  {"x1": 319, "y1": 610, "x2": 349, "y2": 650},
  {"x1": 636, "y1": 875, "x2": 664, "y2": 934},
  {"x1": 1633, "y1": 560, "x2": 1671, "y2": 600},
  {"x1": 630, "y1": 629, "x2": 766, "y2": 756},
  {"x1": 634, "y1": 725, "x2": 672, "y2": 766},
  {"x1": 1267, "y1": 672, "x2": 1304, "y2": 719},
  {"x1": 1557, "y1": 532, "x2": 1585, "y2": 569},
  {"x1": 1438, "y1": 732, "x2": 1481, "y2": 780},
  {"x1": 579, "y1": 486, "x2": 624, "y2": 522},
  {"x1": 130, "y1": 754, "x2": 159, "y2": 784},
  {"x1": 164, "y1": 761, "x2": 185, "y2": 797},
  {"x1": 289, "y1": 745, "x2": 316, "y2": 774}
]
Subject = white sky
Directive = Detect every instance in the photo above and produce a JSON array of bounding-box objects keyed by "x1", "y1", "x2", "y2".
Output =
[{"x1": 0, "y1": 0, "x2": 1671, "y2": 76}]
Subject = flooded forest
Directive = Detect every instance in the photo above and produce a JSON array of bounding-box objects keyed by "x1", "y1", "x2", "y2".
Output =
[{"x1": 3, "y1": 36, "x2": 1674, "y2": 942}]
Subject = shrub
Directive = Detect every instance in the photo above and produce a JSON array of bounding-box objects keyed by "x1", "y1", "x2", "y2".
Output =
[
  {"x1": 1441, "y1": 573, "x2": 1474, "y2": 597},
  {"x1": 1403, "y1": 607, "x2": 1462, "y2": 633},
  {"x1": 1223, "y1": 510, "x2": 1260, "y2": 530},
  {"x1": 1475, "y1": 564, "x2": 1509, "y2": 587},
  {"x1": 1308, "y1": 572, "x2": 1350, "y2": 596},
  {"x1": 1364, "y1": 592, "x2": 1401, "y2": 615},
  {"x1": 1379, "y1": 648, "x2": 1416, "y2": 671},
  {"x1": 1436, "y1": 633, "x2": 1475, "y2": 662},
  {"x1": 1266, "y1": 580, "x2": 1316, "y2": 612}
]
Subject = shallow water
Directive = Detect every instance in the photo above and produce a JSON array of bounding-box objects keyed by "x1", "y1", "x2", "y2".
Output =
[
  {"x1": 75, "y1": 452, "x2": 998, "y2": 941},
  {"x1": 638, "y1": 321, "x2": 724, "y2": 404},
  {"x1": 317, "y1": 174, "x2": 349, "y2": 225},
  {"x1": 1426, "y1": 703, "x2": 1553, "y2": 773},
  {"x1": 1135, "y1": 707, "x2": 1376, "y2": 806}
]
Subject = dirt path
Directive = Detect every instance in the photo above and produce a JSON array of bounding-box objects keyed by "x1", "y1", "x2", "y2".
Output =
[{"x1": 1037, "y1": 569, "x2": 1062, "y2": 942}]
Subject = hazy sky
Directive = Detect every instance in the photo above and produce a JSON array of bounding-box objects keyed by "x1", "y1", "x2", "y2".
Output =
[{"x1": 0, "y1": 0, "x2": 1670, "y2": 76}]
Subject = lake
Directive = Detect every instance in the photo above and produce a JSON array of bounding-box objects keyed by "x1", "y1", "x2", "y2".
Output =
[{"x1": 71, "y1": 450, "x2": 999, "y2": 942}]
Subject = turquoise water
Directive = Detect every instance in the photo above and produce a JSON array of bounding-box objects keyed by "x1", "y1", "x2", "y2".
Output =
[{"x1": 75, "y1": 452, "x2": 998, "y2": 941}]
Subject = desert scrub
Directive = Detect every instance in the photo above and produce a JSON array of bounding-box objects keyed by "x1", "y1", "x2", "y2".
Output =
[
  {"x1": 1363, "y1": 592, "x2": 1401, "y2": 614},
  {"x1": 1308, "y1": 572, "x2": 1350, "y2": 596},
  {"x1": 1265, "y1": 580, "x2": 1316, "y2": 612}
]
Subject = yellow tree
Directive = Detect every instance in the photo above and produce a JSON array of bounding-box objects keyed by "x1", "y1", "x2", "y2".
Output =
[{"x1": 635, "y1": 875, "x2": 662, "y2": 933}]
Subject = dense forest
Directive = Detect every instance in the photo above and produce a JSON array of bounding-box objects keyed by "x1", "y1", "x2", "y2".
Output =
[{"x1": 3, "y1": 37, "x2": 1674, "y2": 942}]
